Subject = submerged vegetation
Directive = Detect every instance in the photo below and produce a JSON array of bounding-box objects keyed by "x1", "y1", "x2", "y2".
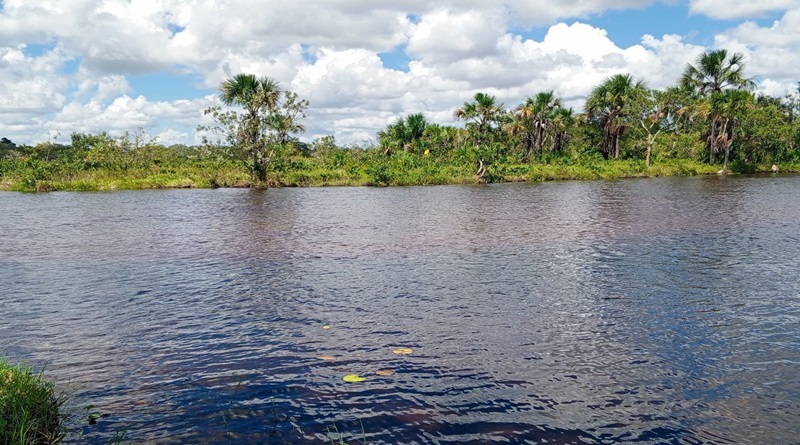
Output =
[
  {"x1": 2, "y1": 49, "x2": 800, "y2": 192},
  {"x1": 0, "y1": 358, "x2": 67, "y2": 445}
]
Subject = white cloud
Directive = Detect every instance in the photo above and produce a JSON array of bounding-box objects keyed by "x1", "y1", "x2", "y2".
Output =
[
  {"x1": 1, "y1": 1, "x2": 799, "y2": 146},
  {"x1": 505, "y1": 0, "x2": 656, "y2": 26},
  {"x1": 407, "y1": 8, "x2": 508, "y2": 63},
  {"x1": 713, "y1": 8, "x2": 800, "y2": 95},
  {"x1": 0, "y1": 45, "x2": 69, "y2": 114},
  {"x1": 689, "y1": 0, "x2": 795, "y2": 20},
  {"x1": 155, "y1": 128, "x2": 190, "y2": 146}
]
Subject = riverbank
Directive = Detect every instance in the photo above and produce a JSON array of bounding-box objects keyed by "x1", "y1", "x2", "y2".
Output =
[
  {"x1": 1, "y1": 157, "x2": 790, "y2": 192},
  {"x1": 0, "y1": 358, "x2": 67, "y2": 444}
]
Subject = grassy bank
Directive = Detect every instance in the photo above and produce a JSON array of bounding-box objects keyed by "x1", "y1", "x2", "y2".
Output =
[
  {"x1": 0, "y1": 358, "x2": 67, "y2": 445},
  {"x1": 2, "y1": 147, "x2": 791, "y2": 192}
]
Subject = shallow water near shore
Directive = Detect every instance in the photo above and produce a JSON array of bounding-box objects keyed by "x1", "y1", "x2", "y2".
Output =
[{"x1": 2, "y1": 175, "x2": 800, "y2": 444}]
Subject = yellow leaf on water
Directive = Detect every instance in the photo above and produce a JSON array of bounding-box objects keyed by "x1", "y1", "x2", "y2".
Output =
[
  {"x1": 375, "y1": 369, "x2": 395, "y2": 376},
  {"x1": 318, "y1": 356, "x2": 336, "y2": 361},
  {"x1": 342, "y1": 374, "x2": 365, "y2": 382},
  {"x1": 323, "y1": 325, "x2": 331, "y2": 330},
  {"x1": 392, "y1": 348, "x2": 413, "y2": 355}
]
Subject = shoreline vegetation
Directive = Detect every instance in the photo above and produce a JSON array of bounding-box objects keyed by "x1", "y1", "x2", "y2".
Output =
[
  {"x1": 3, "y1": 49, "x2": 800, "y2": 192},
  {"x1": 0, "y1": 358, "x2": 67, "y2": 445}
]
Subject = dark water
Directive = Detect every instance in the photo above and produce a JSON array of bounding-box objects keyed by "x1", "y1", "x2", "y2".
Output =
[{"x1": 2, "y1": 175, "x2": 800, "y2": 444}]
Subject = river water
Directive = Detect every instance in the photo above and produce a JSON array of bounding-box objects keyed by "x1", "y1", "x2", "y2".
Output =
[{"x1": 1, "y1": 175, "x2": 799, "y2": 444}]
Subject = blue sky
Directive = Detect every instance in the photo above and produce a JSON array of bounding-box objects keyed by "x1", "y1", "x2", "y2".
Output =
[{"x1": 1, "y1": 0, "x2": 798, "y2": 145}]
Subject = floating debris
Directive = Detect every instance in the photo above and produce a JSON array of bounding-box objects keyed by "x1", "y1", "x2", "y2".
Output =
[
  {"x1": 342, "y1": 374, "x2": 365, "y2": 382},
  {"x1": 318, "y1": 356, "x2": 336, "y2": 361},
  {"x1": 375, "y1": 369, "x2": 395, "y2": 376},
  {"x1": 392, "y1": 348, "x2": 413, "y2": 355},
  {"x1": 323, "y1": 325, "x2": 331, "y2": 330}
]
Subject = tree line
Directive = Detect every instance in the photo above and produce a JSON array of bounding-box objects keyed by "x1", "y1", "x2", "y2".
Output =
[
  {"x1": 377, "y1": 49, "x2": 798, "y2": 176},
  {"x1": 2, "y1": 49, "x2": 799, "y2": 191}
]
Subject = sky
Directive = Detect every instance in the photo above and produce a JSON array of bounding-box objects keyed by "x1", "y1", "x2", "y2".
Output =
[{"x1": 1, "y1": 0, "x2": 799, "y2": 147}]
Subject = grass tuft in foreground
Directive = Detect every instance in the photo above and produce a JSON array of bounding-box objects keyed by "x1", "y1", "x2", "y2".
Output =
[{"x1": 0, "y1": 358, "x2": 67, "y2": 445}]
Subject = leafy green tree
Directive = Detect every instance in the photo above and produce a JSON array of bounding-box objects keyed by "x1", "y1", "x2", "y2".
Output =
[
  {"x1": 201, "y1": 74, "x2": 308, "y2": 184},
  {"x1": 268, "y1": 91, "x2": 309, "y2": 146},
  {"x1": 585, "y1": 74, "x2": 648, "y2": 159},
  {"x1": 217, "y1": 74, "x2": 282, "y2": 182},
  {"x1": 738, "y1": 96, "x2": 796, "y2": 164},
  {"x1": 628, "y1": 89, "x2": 671, "y2": 167},
  {"x1": 0, "y1": 137, "x2": 18, "y2": 159}
]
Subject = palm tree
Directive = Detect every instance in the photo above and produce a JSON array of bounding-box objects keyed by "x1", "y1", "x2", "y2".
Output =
[
  {"x1": 220, "y1": 74, "x2": 283, "y2": 117},
  {"x1": 585, "y1": 74, "x2": 647, "y2": 159},
  {"x1": 680, "y1": 49, "x2": 756, "y2": 162},
  {"x1": 218, "y1": 74, "x2": 284, "y2": 182},
  {"x1": 378, "y1": 113, "x2": 430, "y2": 154},
  {"x1": 680, "y1": 50, "x2": 756, "y2": 97},
  {"x1": 378, "y1": 119, "x2": 407, "y2": 155},
  {"x1": 503, "y1": 113, "x2": 531, "y2": 159},
  {"x1": 453, "y1": 92, "x2": 504, "y2": 146},
  {"x1": 514, "y1": 90, "x2": 564, "y2": 159},
  {"x1": 550, "y1": 107, "x2": 575, "y2": 153},
  {"x1": 709, "y1": 89, "x2": 753, "y2": 170},
  {"x1": 405, "y1": 113, "x2": 429, "y2": 142}
]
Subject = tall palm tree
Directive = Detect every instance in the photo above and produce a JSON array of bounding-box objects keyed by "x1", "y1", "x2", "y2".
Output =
[
  {"x1": 218, "y1": 74, "x2": 283, "y2": 182},
  {"x1": 503, "y1": 113, "x2": 531, "y2": 159},
  {"x1": 680, "y1": 49, "x2": 756, "y2": 162},
  {"x1": 453, "y1": 92, "x2": 503, "y2": 146},
  {"x1": 405, "y1": 113, "x2": 429, "y2": 141},
  {"x1": 514, "y1": 90, "x2": 563, "y2": 159},
  {"x1": 378, "y1": 113, "x2": 430, "y2": 154},
  {"x1": 680, "y1": 50, "x2": 756, "y2": 97},
  {"x1": 378, "y1": 119, "x2": 407, "y2": 154},
  {"x1": 550, "y1": 107, "x2": 575, "y2": 153},
  {"x1": 585, "y1": 74, "x2": 647, "y2": 159},
  {"x1": 220, "y1": 74, "x2": 283, "y2": 117},
  {"x1": 709, "y1": 89, "x2": 753, "y2": 170}
]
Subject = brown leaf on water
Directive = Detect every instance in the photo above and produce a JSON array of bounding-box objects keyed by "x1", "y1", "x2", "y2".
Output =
[
  {"x1": 375, "y1": 369, "x2": 395, "y2": 376},
  {"x1": 318, "y1": 356, "x2": 336, "y2": 361}
]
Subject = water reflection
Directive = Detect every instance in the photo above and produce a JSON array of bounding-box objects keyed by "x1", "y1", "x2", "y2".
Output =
[{"x1": 1, "y1": 176, "x2": 799, "y2": 444}]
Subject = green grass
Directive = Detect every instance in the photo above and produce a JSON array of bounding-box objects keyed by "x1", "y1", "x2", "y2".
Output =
[
  {"x1": 1, "y1": 151, "x2": 797, "y2": 192},
  {"x1": 0, "y1": 358, "x2": 67, "y2": 445}
]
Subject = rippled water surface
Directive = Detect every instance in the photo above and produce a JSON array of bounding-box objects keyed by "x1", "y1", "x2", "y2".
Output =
[{"x1": 2, "y1": 175, "x2": 800, "y2": 444}]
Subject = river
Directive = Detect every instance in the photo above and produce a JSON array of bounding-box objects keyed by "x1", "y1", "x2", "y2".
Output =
[{"x1": 1, "y1": 175, "x2": 799, "y2": 444}]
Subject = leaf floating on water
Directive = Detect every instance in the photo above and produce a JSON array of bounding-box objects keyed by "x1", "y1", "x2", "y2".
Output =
[
  {"x1": 323, "y1": 325, "x2": 331, "y2": 329},
  {"x1": 375, "y1": 369, "x2": 395, "y2": 376},
  {"x1": 318, "y1": 356, "x2": 336, "y2": 361},
  {"x1": 342, "y1": 374, "x2": 365, "y2": 382},
  {"x1": 393, "y1": 348, "x2": 413, "y2": 355}
]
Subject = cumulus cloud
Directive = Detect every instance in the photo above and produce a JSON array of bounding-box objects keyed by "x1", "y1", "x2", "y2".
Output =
[
  {"x1": 407, "y1": 8, "x2": 508, "y2": 63},
  {"x1": 0, "y1": 45, "x2": 69, "y2": 114},
  {"x1": 0, "y1": 0, "x2": 798, "y2": 145},
  {"x1": 713, "y1": 8, "x2": 800, "y2": 96},
  {"x1": 689, "y1": 0, "x2": 794, "y2": 20}
]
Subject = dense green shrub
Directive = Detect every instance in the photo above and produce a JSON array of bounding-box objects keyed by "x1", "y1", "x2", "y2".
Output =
[{"x1": 0, "y1": 358, "x2": 67, "y2": 445}]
